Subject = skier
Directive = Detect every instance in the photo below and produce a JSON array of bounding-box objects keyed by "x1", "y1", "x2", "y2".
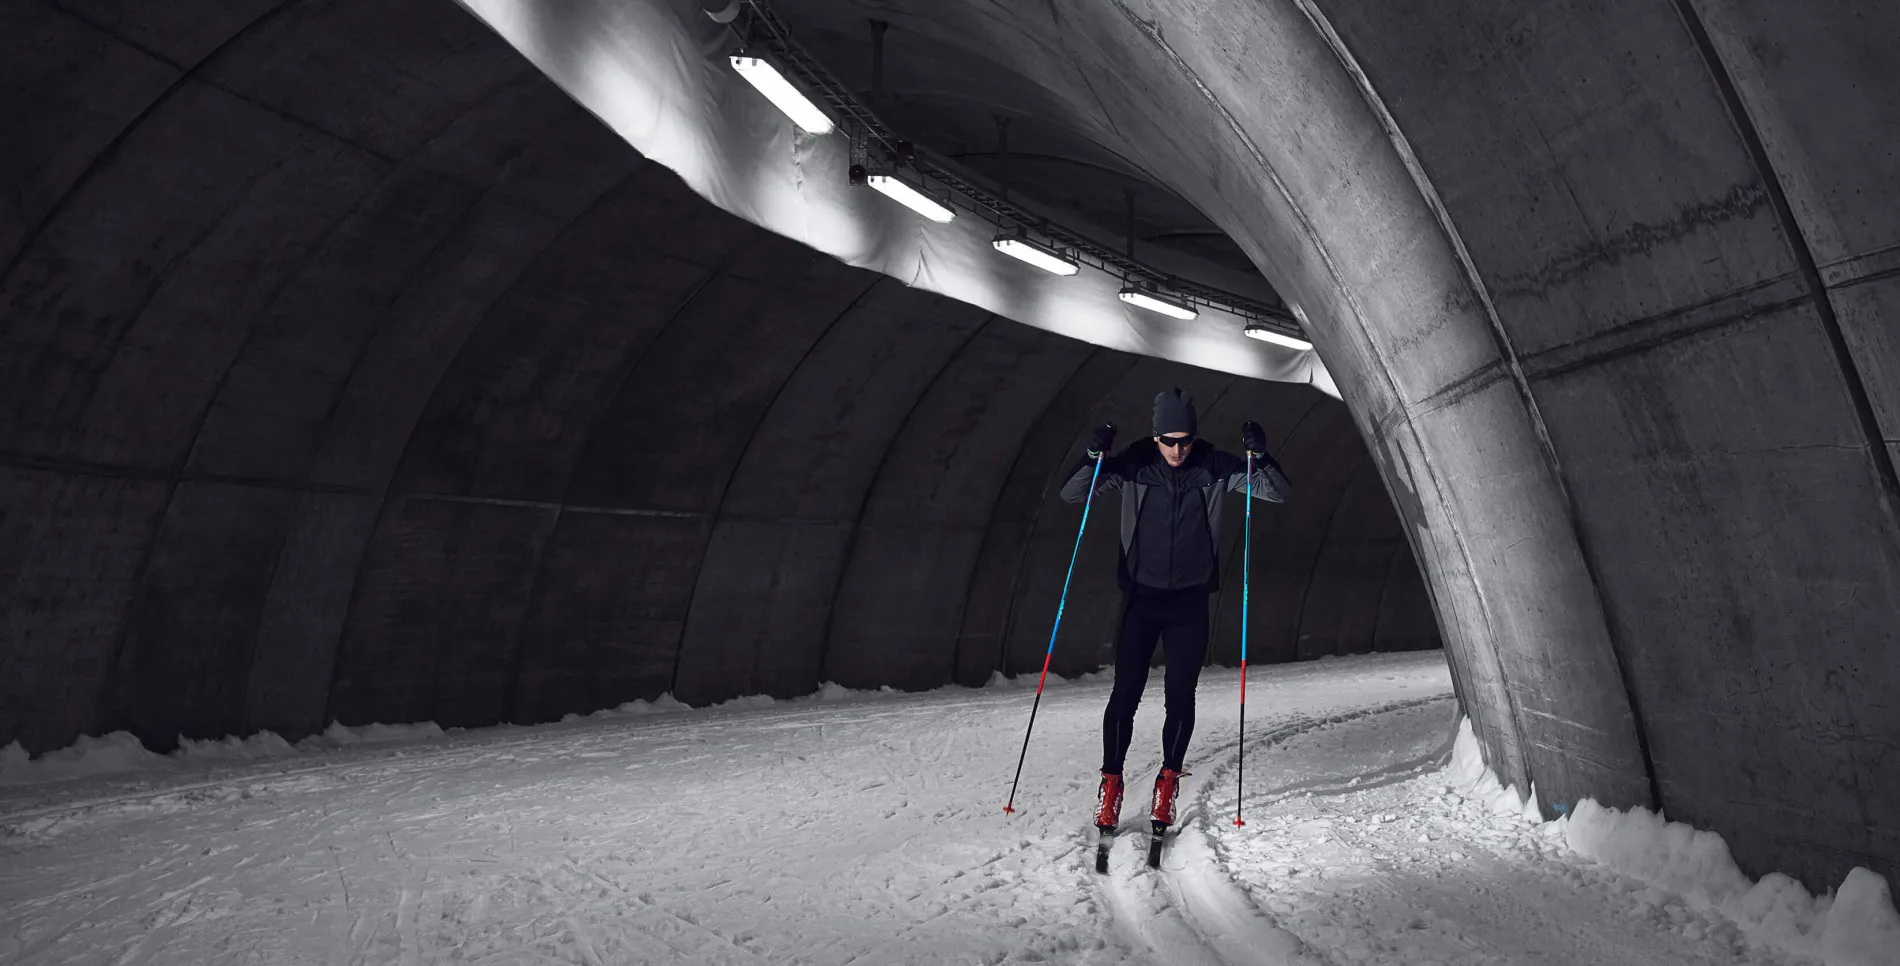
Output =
[{"x1": 1060, "y1": 388, "x2": 1290, "y2": 861}]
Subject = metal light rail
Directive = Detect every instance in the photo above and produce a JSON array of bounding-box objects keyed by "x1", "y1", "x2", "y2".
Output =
[{"x1": 722, "y1": 0, "x2": 1308, "y2": 338}]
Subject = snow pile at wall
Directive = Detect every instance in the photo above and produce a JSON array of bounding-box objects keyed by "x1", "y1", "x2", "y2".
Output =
[
  {"x1": 0, "y1": 671, "x2": 1086, "y2": 788},
  {"x1": 984, "y1": 668, "x2": 1115, "y2": 689},
  {"x1": 560, "y1": 694, "x2": 692, "y2": 721},
  {"x1": 305, "y1": 721, "x2": 447, "y2": 748},
  {"x1": 1444, "y1": 719, "x2": 1545, "y2": 826},
  {"x1": 175, "y1": 731, "x2": 301, "y2": 760},
  {"x1": 0, "y1": 720, "x2": 452, "y2": 788},
  {"x1": 0, "y1": 732, "x2": 171, "y2": 786},
  {"x1": 1449, "y1": 717, "x2": 1900, "y2": 966}
]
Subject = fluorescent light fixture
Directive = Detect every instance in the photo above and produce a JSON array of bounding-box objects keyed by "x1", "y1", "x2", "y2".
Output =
[
  {"x1": 1118, "y1": 284, "x2": 1198, "y2": 320},
  {"x1": 730, "y1": 55, "x2": 834, "y2": 135},
  {"x1": 866, "y1": 174, "x2": 955, "y2": 223},
  {"x1": 1244, "y1": 322, "x2": 1314, "y2": 351},
  {"x1": 992, "y1": 232, "x2": 1079, "y2": 276}
]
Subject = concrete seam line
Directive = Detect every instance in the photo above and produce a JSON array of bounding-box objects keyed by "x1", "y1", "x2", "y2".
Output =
[
  {"x1": 1668, "y1": 0, "x2": 1900, "y2": 523},
  {"x1": 193, "y1": 129, "x2": 522, "y2": 737},
  {"x1": 0, "y1": 0, "x2": 302, "y2": 289},
  {"x1": 671, "y1": 272, "x2": 885, "y2": 702},
  {"x1": 989, "y1": 352, "x2": 1145, "y2": 676},
  {"x1": 1669, "y1": 0, "x2": 1891, "y2": 849},
  {"x1": 951, "y1": 345, "x2": 1101, "y2": 683},
  {"x1": 814, "y1": 315, "x2": 995, "y2": 687},
  {"x1": 1288, "y1": 0, "x2": 1661, "y2": 811},
  {"x1": 524, "y1": 255, "x2": 730, "y2": 714},
  {"x1": 321, "y1": 165, "x2": 652, "y2": 729},
  {"x1": 958, "y1": 345, "x2": 1110, "y2": 684},
  {"x1": 90, "y1": 144, "x2": 333, "y2": 745}
]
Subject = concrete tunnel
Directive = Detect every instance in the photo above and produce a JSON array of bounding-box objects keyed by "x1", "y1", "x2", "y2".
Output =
[{"x1": 2, "y1": 0, "x2": 1896, "y2": 909}]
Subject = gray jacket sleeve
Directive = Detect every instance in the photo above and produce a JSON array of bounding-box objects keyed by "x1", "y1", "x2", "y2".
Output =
[
  {"x1": 1059, "y1": 453, "x2": 1128, "y2": 503},
  {"x1": 1213, "y1": 449, "x2": 1291, "y2": 503}
]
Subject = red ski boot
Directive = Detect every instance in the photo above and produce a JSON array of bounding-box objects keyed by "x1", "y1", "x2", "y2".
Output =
[
  {"x1": 1147, "y1": 768, "x2": 1187, "y2": 868},
  {"x1": 1094, "y1": 772, "x2": 1124, "y2": 830},
  {"x1": 1151, "y1": 768, "x2": 1186, "y2": 827},
  {"x1": 1094, "y1": 772, "x2": 1124, "y2": 873}
]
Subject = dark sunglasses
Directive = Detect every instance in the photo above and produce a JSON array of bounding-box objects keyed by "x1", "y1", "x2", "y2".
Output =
[{"x1": 1154, "y1": 435, "x2": 1195, "y2": 449}]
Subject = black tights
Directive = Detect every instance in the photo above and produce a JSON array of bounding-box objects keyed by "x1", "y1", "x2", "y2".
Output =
[{"x1": 1101, "y1": 585, "x2": 1209, "y2": 775}]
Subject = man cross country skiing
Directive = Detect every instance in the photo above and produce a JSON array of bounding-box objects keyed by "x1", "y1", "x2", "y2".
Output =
[{"x1": 1060, "y1": 388, "x2": 1290, "y2": 847}]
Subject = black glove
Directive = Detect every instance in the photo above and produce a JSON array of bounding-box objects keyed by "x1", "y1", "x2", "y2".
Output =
[
  {"x1": 1087, "y1": 423, "x2": 1117, "y2": 458},
  {"x1": 1241, "y1": 420, "x2": 1267, "y2": 457}
]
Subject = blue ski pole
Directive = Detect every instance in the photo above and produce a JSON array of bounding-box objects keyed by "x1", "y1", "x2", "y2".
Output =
[
  {"x1": 1004, "y1": 452, "x2": 1104, "y2": 814},
  {"x1": 1235, "y1": 453, "x2": 1253, "y2": 827}
]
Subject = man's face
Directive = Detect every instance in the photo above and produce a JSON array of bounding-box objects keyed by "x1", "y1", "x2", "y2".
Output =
[{"x1": 1156, "y1": 432, "x2": 1193, "y2": 467}]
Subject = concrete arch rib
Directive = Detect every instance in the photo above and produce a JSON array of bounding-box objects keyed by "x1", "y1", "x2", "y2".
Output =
[
  {"x1": 826, "y1": 322, "x2": 1095, "y2": 692},
  {"x1": 671, "y1": 281, "x2": 995, "y2": 707},
  {"x1": 0, "y1": 2, "x2": 640, "y2": 749},
  {"x1": 147, "y1": 75, "x2": 592, "y2": 745},
  {"x1": 228, "y1": 80, "x2": 642, "y2": 736},
  {"x1": 321, "y1": 163, "x2": 699, "y2": 730},
  {"x1": 1291, "y1": 0, "x2": 1659, "y2": 816},
  {"x1": 503, "y1": 247, "x2": 729, "y2": 726},
  {"x1": 0, "y1": 0, "x2": 298, "y2": 279},
  {"x1": 954, "y1": 347, "x2": 1140, "y2": 687},
  {"x1": 340, "y1": 176, "x2": 867, "y2": 729},
  {"x1": 812, "y1": 315, "x2": 998, "y2": 689}
]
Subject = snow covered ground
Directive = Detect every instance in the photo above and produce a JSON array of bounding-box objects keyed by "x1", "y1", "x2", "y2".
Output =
[{"x1": 1, "y1": 651, "x2": 1893, "y2": 965}]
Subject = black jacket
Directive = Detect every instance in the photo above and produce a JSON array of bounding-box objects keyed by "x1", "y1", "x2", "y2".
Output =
[{"x1": 1060, "y1": 438, "x2": 1290, "y2": 592}]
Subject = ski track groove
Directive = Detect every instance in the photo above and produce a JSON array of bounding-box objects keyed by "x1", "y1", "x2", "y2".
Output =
[{"x1": 1095, "y1": 694, "x2": 1454, "y2": 966}]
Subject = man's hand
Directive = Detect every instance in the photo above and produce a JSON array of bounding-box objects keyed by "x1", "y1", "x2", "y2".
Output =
[
  {"x1": 1087, "y1": 424, "x2": 1117, "y2": 458},
  {"x1": 1241, "y1": 420, "x2": 1268, "y2": 458}
]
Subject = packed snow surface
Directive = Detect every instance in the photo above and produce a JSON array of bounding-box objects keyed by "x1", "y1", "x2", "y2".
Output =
[{"x1": 1, "y1": 651, "x2": 1893, "y2": 964}]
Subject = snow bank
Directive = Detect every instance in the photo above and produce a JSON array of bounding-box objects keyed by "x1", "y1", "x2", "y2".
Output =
[
  {"x1": 304, "y1": 721, "x2": 446, "y2": 748},
  {"x1": 1562, "y1": 798, "x2": 1900, "y2": 965},
  {"x1": 0, "y1": 733, "x2": 171, "y2": 787},
  {"x1": 0, "y1": 720, "x2": 452, "y2": 789},
  {"x1": 1, "y1": 666, "x2": 1127, "y2": 790},
  {"x1": 1449, "y1": 717, "x2": 1900, "y2": 966},
  {"x1": 176, "y1": 731, "x2": 300, "y2": 760},
  {"x1": 983, "y1": 667, "x2": 1114, "y2": 689}
]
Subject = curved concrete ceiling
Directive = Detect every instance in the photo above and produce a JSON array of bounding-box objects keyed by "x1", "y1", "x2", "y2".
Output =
[
  {"x1": 0, "y1": 0, "x2": 1426, "y2": 775},
  {"x1": 446, "y1": 0, "x2": 1900, "y2": 893}
]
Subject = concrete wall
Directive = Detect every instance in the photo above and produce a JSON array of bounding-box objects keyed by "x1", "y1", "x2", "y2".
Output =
[
  {"x1": 0, "y1": 0, "x2": 1430, "y2": 761},
  {"x1": 748, "y1": 0, "x2": 1900, "y2": 890}
]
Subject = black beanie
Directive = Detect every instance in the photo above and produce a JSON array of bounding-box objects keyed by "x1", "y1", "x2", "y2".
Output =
[{"x1": 1153, "y1": 388, "x2": 1197, "y2": 437}]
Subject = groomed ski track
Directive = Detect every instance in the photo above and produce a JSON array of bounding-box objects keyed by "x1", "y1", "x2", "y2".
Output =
[
  {"x1": 0, "y1": 652, "x2": 1800, "y2": 965},
  {"x1": 1095, "y1": 700, "x2": 1453, "y2": 966}
]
